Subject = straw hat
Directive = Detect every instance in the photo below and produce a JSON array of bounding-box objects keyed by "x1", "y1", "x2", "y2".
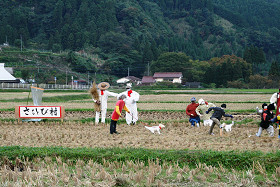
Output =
[{"x1": 97, "y1": 82, "x2": 110, "y2": 90}]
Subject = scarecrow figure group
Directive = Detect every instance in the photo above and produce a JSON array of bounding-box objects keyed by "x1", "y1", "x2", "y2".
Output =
[
  {"x1": 90, "y1": 82, "x2": 139, "y2": 134},
  {"x1": 91, "y1": 81, "x2": 280, "y2": 138},
  {"x1": 256, "y1": 89, "x2": 280, "y2": 138},
  {"x1": 186, "y1": 97, "x2": 233, "y2": 136}
]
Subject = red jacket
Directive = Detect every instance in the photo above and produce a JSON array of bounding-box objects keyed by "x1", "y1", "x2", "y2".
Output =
[
  {"x1": 186, "y1": 103, "x2": 199, "y2": 117},
  {"x1": 111, "y1": 100, "x2": 129, "y2": 121}
]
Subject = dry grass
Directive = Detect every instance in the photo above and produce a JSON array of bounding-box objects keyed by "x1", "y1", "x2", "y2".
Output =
[
  {"x1": 0, "y1": 92, "x2": 86, "y2": 100},
  {"x1": 0, "y1": 121, "x2": 279, "y2": 152},
  {"x1": 139, "y1": 94, "x2": 270, "y2": 102},
  {"x1": 0, "y1": 101, "x2": 265, "y2": 111},
  {"x1": 0, "y1": 156, "x2": 278, "y2": 186}
]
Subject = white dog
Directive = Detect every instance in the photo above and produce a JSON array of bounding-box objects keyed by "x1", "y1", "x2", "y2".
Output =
[
  {"x1": 145, "y1": 123, "x2": 165, "y2": 134},
  {"x1": 221, "y1": 121, "x2": 234, "y2": 132},
  {"x1": 203, "y1": 119, "x2": 213, "y2": 126}
]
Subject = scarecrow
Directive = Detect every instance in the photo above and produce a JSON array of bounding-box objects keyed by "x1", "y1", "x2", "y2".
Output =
[
  {"x1": 110, "y1": 94, "x2": 130, "y2": 134},
  {"x1": 195, "y1": 98, "x2": 216, "y2": 126},
  {"x1": 186, "y1": 97, "x2": 200, "y2": 127},
  {"x1": 206, "y1": 104, "x2": 233, "y2": 136},
  {"x1": 90, "y1": 82, "x2": 118, "y2": 124},
  {"x1": 269, "y1": 89, "x2": 280, "y2": 138},
  {"x1": 256, "y1": 104, "x2": 275, "y2": 137},
  {"x1": 119, "y1": 83, "x2": 140, "y2": 125}
]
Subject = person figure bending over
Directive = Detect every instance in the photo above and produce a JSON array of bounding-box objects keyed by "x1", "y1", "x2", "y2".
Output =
[
  {"x1": 110, "y1": 94, "x2": 130, "y2": 134},
  {"x1": 186, "y1": 97, "x2": 200, "y2": 127},
  {"x1": 206, "y1": 104, "x2": 233, "y2": 136}
]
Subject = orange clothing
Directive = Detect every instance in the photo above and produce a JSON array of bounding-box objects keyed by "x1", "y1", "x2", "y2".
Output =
[{"x1": 111, "y1": 100, "x2": 129, "y2": 121}]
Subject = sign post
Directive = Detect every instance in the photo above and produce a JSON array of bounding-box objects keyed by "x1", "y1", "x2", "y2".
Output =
[{"x1": 15, "y1": 106, "x2": 65, "y2": 123}]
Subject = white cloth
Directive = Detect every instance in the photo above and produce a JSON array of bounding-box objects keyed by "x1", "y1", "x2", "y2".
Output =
[
  {"x1": 92, "y1": 90, "x2": 118, "y2": 123},
  {"x1": 270, "y1": 92, "x2": 278, "y2": 106},
  {"x1": 119, "y1": 90, "x2": 140, "y2": 124},
  {"x1": 256, "y1": 126, "x2": 274, "y2": 137}
]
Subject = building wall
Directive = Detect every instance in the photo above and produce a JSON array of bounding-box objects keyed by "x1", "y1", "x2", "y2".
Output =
[{"x1": 154, "y1": 77, "x2": 182, "y2": 84}]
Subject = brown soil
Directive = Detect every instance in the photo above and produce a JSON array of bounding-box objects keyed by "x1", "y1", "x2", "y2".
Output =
[{"x1": 0, "y1": 119, "x2": 279, "y2": 152}]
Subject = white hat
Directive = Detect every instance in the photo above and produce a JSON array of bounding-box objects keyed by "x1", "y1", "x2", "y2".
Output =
[
  {"x1": 198, "y1": 98, "x2": 205, "y2": 105},
  {"x1": 126, "y1": 83, "x2": 132, "y2": 89}
]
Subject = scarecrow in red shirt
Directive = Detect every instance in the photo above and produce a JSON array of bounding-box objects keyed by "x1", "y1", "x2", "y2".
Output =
[
  {"x1": 110, "y1": 94, "x2": 130, "y2": 134},
  {"x1": 186, "y1": 97, "x2": 200, "y2": 127}
]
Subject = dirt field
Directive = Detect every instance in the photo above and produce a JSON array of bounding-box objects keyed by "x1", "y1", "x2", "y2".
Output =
[{"x1": 0, "y1": 120, "x2": 279, "y2": 152}]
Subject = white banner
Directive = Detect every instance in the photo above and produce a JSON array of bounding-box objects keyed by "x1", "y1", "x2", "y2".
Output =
[{"x1": 19, "y1": 106, "x2": 62, "y2": 118}]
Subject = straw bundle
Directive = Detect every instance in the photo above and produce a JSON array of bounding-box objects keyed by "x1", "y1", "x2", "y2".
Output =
[{"x1": 90, "y1": 82, "x2": 101, "y2": 112}]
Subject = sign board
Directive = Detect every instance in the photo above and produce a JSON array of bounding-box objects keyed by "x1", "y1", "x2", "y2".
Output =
[{"x1": 15, "y1": 106, "x2": 65, "y2": 122}]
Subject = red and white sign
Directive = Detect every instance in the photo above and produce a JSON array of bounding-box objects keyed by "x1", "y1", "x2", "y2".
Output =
[{"x1": 18, "y1": 106, "x2": 62, "y2": 118}]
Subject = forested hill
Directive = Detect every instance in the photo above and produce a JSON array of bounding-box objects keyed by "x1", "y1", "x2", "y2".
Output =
[{"x1": 0, "y1": 0, "x2": 280, "y2": 78}]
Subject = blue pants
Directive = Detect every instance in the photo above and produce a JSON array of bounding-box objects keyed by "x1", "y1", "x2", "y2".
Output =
[{"x1": 189, "y1": 116, "x2": 200, "y2": 126}]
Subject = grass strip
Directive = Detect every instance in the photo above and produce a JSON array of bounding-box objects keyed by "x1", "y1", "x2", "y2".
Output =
[
  {"x1": 0, "y1": 108, "x2": 257, "y2": 113},
  {"x1": 0, "y1": 94, "x2": 90, "y2": 103},
  {"x1": 0, "y1": 146, "x2": 279, "y2": 173}
]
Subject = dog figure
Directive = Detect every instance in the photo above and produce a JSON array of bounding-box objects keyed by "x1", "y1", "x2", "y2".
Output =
[
  {"x1": 221, "y1": 121, "x2": 234, "y2": 132},
  {"x1": 145, "y1": 123, "x2": 165, "y2": 134},
  {"x1": 203, "y1": 119, "x2": 213, "y2": 126}
]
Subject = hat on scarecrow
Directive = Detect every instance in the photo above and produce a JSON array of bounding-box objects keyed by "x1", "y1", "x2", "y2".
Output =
[
  {"x1": 190, "y1": 97, "x2": 196, "y2": 102},
  {"x1": 126, "y1": 83, "x2": 132, "y2": 89},
  {"x1": 198, "y1": 98, "x2": 205, "y2": 105},
  {"x1": 97, "y1": 82, "x2": 110, "y2": 90},
  {"x1": 267, "y1": 103, "x2": 275, "y2": 111},
  {"x1": 221, "y1": 104, "x2": 226, "y2": 108},
  {"x1": 262, "y1": 103, "x2": 268, "y2": 109}
]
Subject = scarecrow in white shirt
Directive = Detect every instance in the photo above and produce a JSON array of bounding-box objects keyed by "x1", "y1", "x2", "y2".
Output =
[
  {"x1": 91, "y1": 82, "x2": 118, "y2": 124},
  {"x1": 119, "y1": 83, "x2": 140, "y2": 125}
]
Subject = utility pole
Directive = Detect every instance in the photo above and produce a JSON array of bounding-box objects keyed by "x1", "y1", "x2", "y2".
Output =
[
  {"x1": 148, "y1": 63, "x2": 150, "y2": 76},
  {"x1": 71, "y1": 76, "x2": 73, "y2": 89},
  {"x1": 54, "y1": 77, "x2": 57, "y2": 88},
  {"x1": 94, "y1": 72, "x2": 97, "y2": 82},
  {"x1": 128, "y1": 67, "x2": 130, "y2": 77},
  {"x1": 87, "y1": 71, "x2": 89, "y2": 85},
  {"x1": 66, "y1": 70, "x2": 68, "y2": 85},
  {"x1": 20, "y1": 35, "x2": 23, "y2": 51}
]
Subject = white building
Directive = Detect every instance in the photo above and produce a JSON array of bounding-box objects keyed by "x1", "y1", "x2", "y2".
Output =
[
  {"x1": 116, "y1": 76, "x2": 141, "y2": 85},
  {"x1": 0, "y1": 63, "x2": 18, "y2": 83},
  {"x1": 153, "y1": 72, "x2": 183, "y2": 84}
]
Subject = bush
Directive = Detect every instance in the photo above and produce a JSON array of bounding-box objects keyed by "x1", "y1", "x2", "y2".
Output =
[
  {"x1": 247, "y1": 75, "x2": 275, "y2": 89},
  {"x1": 153, "y1": 81, "x2": 183, "y2": 88},
  {"x1": 227, "y1": 80, "x2": 248, "y2": 88}
]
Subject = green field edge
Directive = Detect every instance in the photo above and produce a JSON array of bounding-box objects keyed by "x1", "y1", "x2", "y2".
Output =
[
  {"x1": 0, "y1": 146, "x2": 279, "y2": 173},
  {"x1": 0, "y1": 88, "x2": 276, "y2": 95},
  {"x1": 0, "y1": 108, "x2": 257, "y2": 113}
]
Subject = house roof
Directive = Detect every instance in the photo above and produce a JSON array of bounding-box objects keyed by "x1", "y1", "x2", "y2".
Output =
[
  {"x1": 142, "y1": 76, "x2": 155, "y2": 83},
  {"x1": 0, "y1": 63, "x2": 16, "y2": 81},
  {"x1": 153, "y1": 72, "x2": 183, "y2": 78},
  {"x1": 116, "y1": 76, "x2": 141, "y2": 84},
  {"x1": 126, "y1": 76, "x2": 141, "y2": 81}
]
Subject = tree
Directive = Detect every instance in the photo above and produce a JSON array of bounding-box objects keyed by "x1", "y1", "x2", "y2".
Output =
[
  {"x1": 268, "y1": 61, "x2": 280, "y2": 81},
  {"x1": 150, "y1": 52, "x2": 192, "y2": 79},
  {"x1": 243, "y1": 46, "x2": 266, "y2": 74},
  {"x1": 205, "y1": 55, "x2": 252, "y2": 87}
]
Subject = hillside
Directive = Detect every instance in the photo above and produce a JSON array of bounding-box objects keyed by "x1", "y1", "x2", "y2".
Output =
[
  {"x1": 0, "y1": 0, "x2": 279, "y2": 79},
  {"x1": 0, "y1": 47, "x2": 117, "y2": 84}
]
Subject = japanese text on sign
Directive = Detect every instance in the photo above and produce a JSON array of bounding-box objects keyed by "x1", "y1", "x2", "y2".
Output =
[{"x1": 19, "y1": 106, "x2": 62, "y2": 118}]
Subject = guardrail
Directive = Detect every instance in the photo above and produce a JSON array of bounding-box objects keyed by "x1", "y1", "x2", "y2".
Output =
[{"x1": 0, "y1": 83, "x2": 91, "y2": 90}]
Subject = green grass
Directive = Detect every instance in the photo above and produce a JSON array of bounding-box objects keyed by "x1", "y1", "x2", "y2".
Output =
[
  {"x1": 0, "y1": 88, "x2": 277, "y2": 94},
  {"x1": 0, "y1": 146, "x2": 279, "y2": 173}
]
